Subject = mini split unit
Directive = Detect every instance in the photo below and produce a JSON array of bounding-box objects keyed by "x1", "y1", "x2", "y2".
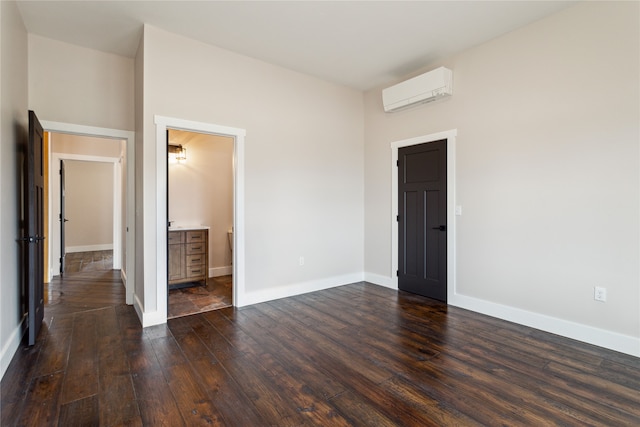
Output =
[{"x1": 382, "y1": 66, "x2": 453, "y2": 113}]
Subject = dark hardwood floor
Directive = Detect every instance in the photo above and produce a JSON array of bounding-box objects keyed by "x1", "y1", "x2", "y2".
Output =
[{"x1": 2, "y1": 273, "x2": 639, "y2": 426}]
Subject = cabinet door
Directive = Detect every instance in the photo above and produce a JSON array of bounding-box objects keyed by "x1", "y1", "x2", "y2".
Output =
[{"x1": 168, "y1": 244, "x2": 186, "y2": 281}]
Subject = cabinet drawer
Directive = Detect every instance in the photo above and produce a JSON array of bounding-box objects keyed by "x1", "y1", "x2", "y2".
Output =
[
  {"x1": 187, "y1": 265, "x2": 206, "y2": 279},
  {"x1": 168, "y1": 231, "x2": 185, "y2": 244},
  {"x1": 186, "y1": 243, "x2": 206, "y2": 255},
  {"x1": 186, "y1": 254, "x2": 205, "y2": 267},
  {"x1": 187, "y1": 230, "x2": 206, "y2": 243}
]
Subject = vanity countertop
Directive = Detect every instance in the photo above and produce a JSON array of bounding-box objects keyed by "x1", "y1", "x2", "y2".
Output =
[{"x1": 168, "y1": 225, "x2": 210, "y2": 231}]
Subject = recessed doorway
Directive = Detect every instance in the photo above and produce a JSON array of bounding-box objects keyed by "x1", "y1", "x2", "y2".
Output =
[{"x1": 167, "y1": 129, "x2": 234, "y2": 318}]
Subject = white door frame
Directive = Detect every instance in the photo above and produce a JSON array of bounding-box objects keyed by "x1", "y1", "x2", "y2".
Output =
[
  {"x1": 42, "y1": 120, "x2": 135, "y2": 305},
  {"x1": 152, "y1": 115, "x2": 246, "y2": 326},
  {"x1": 50, "y1": 153, "x2": 121, "y2": 273},
  {"x1": 391, "y1": 129, "x2": 457, "y2": 302}
]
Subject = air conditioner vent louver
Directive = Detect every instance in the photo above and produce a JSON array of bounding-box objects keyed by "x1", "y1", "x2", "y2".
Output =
[{"x1": 382, "y1": 67, "x2": 452, "y2": 113}]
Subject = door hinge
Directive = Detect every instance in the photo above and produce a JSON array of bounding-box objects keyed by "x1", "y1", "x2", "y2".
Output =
[
  {"x1": 396, "y1": 160, "x2": 399, "y2": 167},
  {"x1": 396, "y1": 270, "x2": 399, "y2": 277},
  {"x1": 396, "y1": 215, "x2": 400, "y2": 222}
]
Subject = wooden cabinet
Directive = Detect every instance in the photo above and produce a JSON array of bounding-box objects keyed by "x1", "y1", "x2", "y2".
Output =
[{"x1": 168, "y1": 228, "x2": 208, "y2": 288}]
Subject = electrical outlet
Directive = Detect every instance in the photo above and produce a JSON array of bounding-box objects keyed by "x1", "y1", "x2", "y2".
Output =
[
  {"x1": 594, "y1": 286, "x2": 607, "y2": 302},
  {"x1": 299, "y1": 256, "x2": 304, "y2": 266}
]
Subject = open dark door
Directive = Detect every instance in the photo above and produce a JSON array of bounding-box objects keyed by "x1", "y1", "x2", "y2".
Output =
[
  {"x1": 60, "y1": 159, "x2": 68, "y2": 274},
  {"x1": 26, "y1": 111, "x2": 45, "y2": 345},
  {"x1": 398, "y1": 140, "x2": 447, "y2": 302}
]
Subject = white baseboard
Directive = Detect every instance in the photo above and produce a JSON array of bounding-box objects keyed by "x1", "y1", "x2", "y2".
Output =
[
  {"x1": 209, "y1": 266, "x2": 232, "y2": 278},
  {"x1": 449, "y1": 293, "x2": 640, "y2": 358},
  {"x1": 364, "y1": 272, "x2": 395, "y2": 289},
  {"x1": 121, "y1": 269, "x2": 133, "y2": 305},
  {"x1": 1, "y1": 316, "x2": 26, "y2": 381},
  {"x1": 237, "y1": 272, "x2": 365, "y2": 307},
  {"x1": 133, "y1": 294, "x2": 144, "y2": 325},
  {"x1": 66, "y1": 244, "x2": 113, "y2": 253},
  {"x1": 134, "y1": 293, "x2": 166, "y2": 328},
  {"x1": 364, "y1": 273, "x2": 639, "y2": 358}
]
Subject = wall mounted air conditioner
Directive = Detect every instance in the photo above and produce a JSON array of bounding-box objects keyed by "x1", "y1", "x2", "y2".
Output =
[{"x1": 382, "y1": 66, "x2": 452, "y2": 113}]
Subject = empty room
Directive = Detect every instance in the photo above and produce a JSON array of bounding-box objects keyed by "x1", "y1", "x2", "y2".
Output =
[{"x1": 1, "y1": 1, "x2": 638, "y2": 425}]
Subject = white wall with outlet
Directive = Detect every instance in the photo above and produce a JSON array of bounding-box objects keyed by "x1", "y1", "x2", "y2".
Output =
[
  {"x1": 594, "y1": 287, "x2": 607, "y2": 303},
  {"x1": 140, "y1": 24, "x2": 365, "y2": 313},
  {"x1": 363, "y1": 2, "x2": 639, "y2": 355}
]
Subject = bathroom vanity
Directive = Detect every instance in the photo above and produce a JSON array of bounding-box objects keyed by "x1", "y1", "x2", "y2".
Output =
[{"x1": 168, "y1": 226, "x2": 209, "y2": 288}]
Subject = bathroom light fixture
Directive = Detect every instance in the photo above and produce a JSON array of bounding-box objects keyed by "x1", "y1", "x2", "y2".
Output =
[{"x1": 168, "y1": 144, "x2": 187, "y2": 162}]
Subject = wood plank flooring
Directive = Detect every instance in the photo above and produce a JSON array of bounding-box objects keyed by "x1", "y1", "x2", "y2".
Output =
[{"x1": 2, "y1": 273, "x2": 639, "y2": 426}]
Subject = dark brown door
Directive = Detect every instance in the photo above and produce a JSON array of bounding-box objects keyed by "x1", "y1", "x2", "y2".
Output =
[
  {"x1": 60, "y1": 159, "x2": 68, "y2": 274},
  {"x1": 398, "y1": 139, "x2": 447, "y2": 302},
  {"x1": 26, "y1": 111, "x2": 45, "y2": 345}
]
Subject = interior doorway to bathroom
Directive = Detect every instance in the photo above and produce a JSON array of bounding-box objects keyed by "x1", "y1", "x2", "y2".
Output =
[{"x1": 166, "y1": 129, "x2": 234, "y2": 318}]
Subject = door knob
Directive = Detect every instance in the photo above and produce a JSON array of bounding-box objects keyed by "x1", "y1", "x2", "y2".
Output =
[{"x1": 431, "y1": 225, "x2": 446, "y2": 231}]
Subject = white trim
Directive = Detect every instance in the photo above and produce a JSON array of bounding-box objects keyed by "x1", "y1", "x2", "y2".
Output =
[
  {"x1": 0, "y1": 317, "x2": 26, "y2": 381},
  {"x1": 66, "y1": 244, "x2": 114, "y2": 253},
  {"x1": 364, "y1": 272, "x2": 395, "y2": 289},
  {"x1": 50, "y1": 153, "x2": 121, "y2": 274},
  {"x1": 121, "y1": 268, "x2": 128, "y2": 292},
  {"x1": 210, "y1": 266, "x2": 232, "y2": 277},
  {"x1": 241, "y1": 273, "x2": 365, "y2": 307},
  {"x1": 154, "y1": 115, "x2": 246, "y2": 324},
  {"x1": 41, "y1": 121, "x2": 135, "y2": 305},
  {"x1": 135, "y1": 289, "x2": 168, "y2": 328},
  {"x1": 364, "y1": 273, "x2": 640, "y2": 357},
  {"x1": 390, "y1": 129, "x2": 457, "y2": 302},
  {"x1": 450, "y1": 293, "x2": 640, "y2": 358}
]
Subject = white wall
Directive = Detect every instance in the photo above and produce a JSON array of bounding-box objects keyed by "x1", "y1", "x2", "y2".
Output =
[
  {"x1": 139, "y1": 25, "x2": 364, "y2": 320},
  {"x1": 48, "y1": 133, "x2": 122, "y2": 277},
  {"x1": 134, "y1": 31, "x2": 145, "y2": 310},
  {"x1": 168, "y1": 131, "x2": 234, "y2": 273},
  {"x1": 0, "y1": 0, "x2": 28, "y2": 380},
  {"x1": 364, "y1": 2, "x2": 640, "y2": 355},
  {"x1": 28, "y1": 30, "x2": 136, "y2": 302},
  {"x1": 51, "y1": 132, "x2": 123, "y2": 157},
  {"x1": 28, "y1": 34, "x2": 134, "y2": 132},
  {"x1": 64, "y1": 160, "x2": 114, "y2": 251}
]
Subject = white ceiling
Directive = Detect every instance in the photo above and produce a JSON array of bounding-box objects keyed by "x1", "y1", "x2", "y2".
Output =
[{"x1": 16, "y1": 1, "x2": 576, "y2": 90}]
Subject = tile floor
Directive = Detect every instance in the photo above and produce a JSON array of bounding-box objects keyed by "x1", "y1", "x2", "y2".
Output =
[
  {"x1": 63, "y1": 250, "x2": 113, "y2": 273},
  {"x1": 168, "y1": 275, "x2": 233, "y2": 319}
]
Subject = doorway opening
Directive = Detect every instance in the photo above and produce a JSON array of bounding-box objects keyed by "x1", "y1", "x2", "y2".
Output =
[
  {"x1": 48, "y1": 134, "x2": 123, "y2": 278},
  {"x1": 41, "y1": 121, "x2": 135, "y2": 306},
  {"x1": 166, "y1": 129, "x2": 234, "y2": 318},
  {"x1": 391, "y1": 129, "x2": 457, "y2": 302},
  {"x1": 152, "y1": 115, "x2": 245, "y2": 327}
]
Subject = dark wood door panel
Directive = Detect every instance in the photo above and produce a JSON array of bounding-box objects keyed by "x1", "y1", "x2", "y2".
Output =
[
  {"x1": 26, "y1": 110, "x2": 45, "y2": 345},
  {"x1": 398, "y1": 139, "x2": 447, "y2": 302}
]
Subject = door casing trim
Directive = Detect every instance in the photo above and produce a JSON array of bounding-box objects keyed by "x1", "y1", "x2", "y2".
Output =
[
  {"x1": 153, "y1": 115, "x2": 246, "y2": 327},
  {"x1": 41, "y1": 120, "x2": 135, "y2": 305},
  {"x1": 51, "y1": 154, "x2": 122, "y2": 275},
  {"x1": 391, "y1": 129, "x2": 457, "y2": 302}
]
